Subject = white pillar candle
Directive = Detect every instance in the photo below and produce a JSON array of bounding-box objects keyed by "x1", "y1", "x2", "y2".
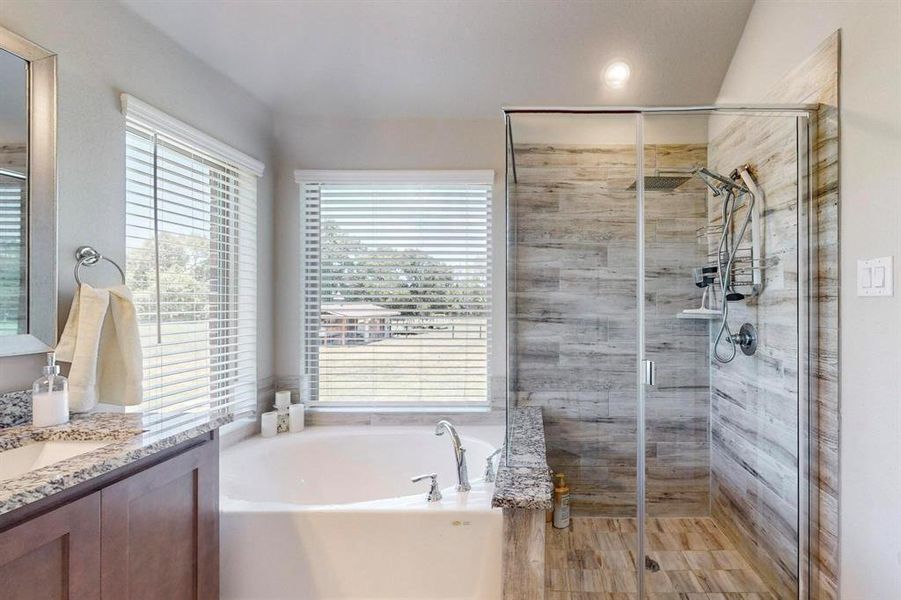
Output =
[
  {"x1": 261, "y1": 411, "x2": 278, "y2": 438},
  {"x1": 274, "y1": 390, "x2": 292, "y2": 411},
  {"x1": 289, "y1": 403, "x2": 305, "y2": 433}
]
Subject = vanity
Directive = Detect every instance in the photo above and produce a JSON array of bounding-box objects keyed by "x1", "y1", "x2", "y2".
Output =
[
  {"x1": 0, "y1": 410, "x2": 226, "y2": 600},
  {"x1": 0, "y1": 22, "x2": 230, "y2": 600}
]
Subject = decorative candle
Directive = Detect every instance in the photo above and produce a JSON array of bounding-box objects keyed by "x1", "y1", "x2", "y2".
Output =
[
  {"x1": 289, "y1": 403, "x2": 305, "y2": 433},
  {"x1": 274, "y1": 390, "x2": 291, "y2": 411},
  {"x1": 261, "y1": 411, "x2": 278, "y2": 438}
]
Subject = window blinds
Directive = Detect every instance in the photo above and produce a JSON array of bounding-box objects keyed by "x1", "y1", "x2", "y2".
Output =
[
  {"x1": 125, "y1": 108, "x2": 260, "y2": 431},
  {"x1": 299, "y1": 173, "x2": 492, "y2": 405},
  {"x1": 0, "y1": 171, "x2": 26, "y2": 336}
]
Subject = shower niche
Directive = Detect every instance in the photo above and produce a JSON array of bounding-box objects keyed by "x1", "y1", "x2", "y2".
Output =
[{"x1": 505, "y1": 108, "x2": 813, "y2": 599}]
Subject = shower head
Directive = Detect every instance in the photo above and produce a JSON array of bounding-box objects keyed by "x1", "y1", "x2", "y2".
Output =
[
  {"x1": 693, "y1": 167, "x2": 749, "y2": 196},
  {"x1": 627, "y1": 175, "x2": 693, "y2": 192}
]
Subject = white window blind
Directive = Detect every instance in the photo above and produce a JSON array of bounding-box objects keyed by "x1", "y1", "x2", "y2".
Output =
[
  {"x1": 124, "y1": 98, "x2": 262, "y2": 431},
  {"x1": 298, "y1": 171, "x2": 493, "y2": 405},
  {"x1": 0, "y1": 169, "x2": 26, "y2": 335}
]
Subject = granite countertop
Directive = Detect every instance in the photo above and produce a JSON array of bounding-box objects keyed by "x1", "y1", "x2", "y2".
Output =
[
  {"x1": 0, "y1": 390, "x2": 32, "y2": 429},
  {"x1": 491, "y1": 407, "x2": 553, "y2": 510},
  {"x1": 0, "y1": 406, "x2": 230, "y2": 517}
]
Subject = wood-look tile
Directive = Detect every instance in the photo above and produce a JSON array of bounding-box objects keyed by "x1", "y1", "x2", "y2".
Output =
[
  {"x1": 646, "y1": 551, "x2": 689, "y2": 571},
  {"x1": 682, "y1": 550, "x2": 747, "y2": 571},
  {"x1": 546, "y1": 518, "x2": 775, "y2": 599},
  {"x1": 664, "y1": 570, "x2": 706, "y2": 593}
]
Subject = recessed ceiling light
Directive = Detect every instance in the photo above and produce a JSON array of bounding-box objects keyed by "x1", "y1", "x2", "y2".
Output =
[{"x1": 603, "y1": 61, "x2": 631, "y2": 89}]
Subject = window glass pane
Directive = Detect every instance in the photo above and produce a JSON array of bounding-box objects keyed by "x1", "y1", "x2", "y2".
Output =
[
  {"x1": 303, "y1": 181, "x2": 492, "y2": 404},
  {"x1": 125, "y1": 121, "x2": 257, "y2": 430}
]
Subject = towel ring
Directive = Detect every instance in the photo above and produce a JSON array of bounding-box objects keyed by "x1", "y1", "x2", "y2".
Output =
[{"x1": 74, "y1": 246, "x2": 125, "y2": 286}]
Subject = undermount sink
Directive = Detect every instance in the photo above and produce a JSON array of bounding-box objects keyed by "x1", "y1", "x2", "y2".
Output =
[{"x1": 0, "y1": 440, "x2": 111, "y2": 482}]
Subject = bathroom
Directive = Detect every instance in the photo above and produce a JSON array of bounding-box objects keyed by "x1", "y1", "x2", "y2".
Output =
[{"x1": 0, "y1": 1, "x2": 898, "y2": 599}]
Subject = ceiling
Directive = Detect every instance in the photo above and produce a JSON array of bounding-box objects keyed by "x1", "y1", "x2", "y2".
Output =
[{"x1": 119, "y1": 0, "x2": 753, "y2": 120}]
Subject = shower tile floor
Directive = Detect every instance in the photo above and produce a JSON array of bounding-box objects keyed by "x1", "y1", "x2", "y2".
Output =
[{"x1": 546, "y1": 517, "x2": 777, "y2": 600}]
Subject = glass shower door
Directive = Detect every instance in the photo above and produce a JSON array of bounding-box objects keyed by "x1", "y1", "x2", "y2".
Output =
[
  {"x1": 641, "y1": 110, "x2": 810, "y2": 599},
  {"x1": 506, "y1": 111, "x2": 641, "y2": 596}
]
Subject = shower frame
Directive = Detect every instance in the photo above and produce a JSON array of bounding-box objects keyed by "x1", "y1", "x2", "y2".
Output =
[{"x1": 503, "y1": 105, "x2": 817, "y2": 600}]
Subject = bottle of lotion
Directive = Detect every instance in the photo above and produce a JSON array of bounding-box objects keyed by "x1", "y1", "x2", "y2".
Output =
[
  {"x1": 32, "y1": 352, "x2": 69, "y2": 427},
  {"x1": 553, "y1": 473, "x2": 571, "y2": 529}
]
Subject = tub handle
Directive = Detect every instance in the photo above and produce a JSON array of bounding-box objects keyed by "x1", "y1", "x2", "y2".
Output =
[
  {"x1": 484, "y1": 447, "x2": 503, "y2": 483},
  {"x1": 411, "y1": 473, "x2": 443, "y2": 503}
]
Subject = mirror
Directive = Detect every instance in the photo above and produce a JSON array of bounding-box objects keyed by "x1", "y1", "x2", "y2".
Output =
[
  {"x1": 0, "y1": 49, "x2": 29, "y2": 338},
  {"x1": 0, "y1": 27, "x2": 57, "y2": 357}
]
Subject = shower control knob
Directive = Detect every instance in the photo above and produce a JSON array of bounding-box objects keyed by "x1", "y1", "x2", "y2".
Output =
[{"x1": 735, "y1": 323, "x2": 758, "y2": 356}]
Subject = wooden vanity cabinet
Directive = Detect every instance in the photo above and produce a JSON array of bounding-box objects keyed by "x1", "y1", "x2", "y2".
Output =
[
  {"x1": 101, "y1": 435, "x2": 219, "y2": 600},
  {"x1": 0, "y1": 432, "x2": 219, "y2": 600},
  {"x1": 0, "y1": 492, "x2": 101, "y2": 600}
]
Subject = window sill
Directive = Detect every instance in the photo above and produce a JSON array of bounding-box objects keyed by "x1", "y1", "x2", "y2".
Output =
[{"x1": 219, "y1": 416, "x2": 257, "y2": 449}]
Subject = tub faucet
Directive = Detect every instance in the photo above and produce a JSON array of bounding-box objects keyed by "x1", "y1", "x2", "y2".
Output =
[
  {"x1": 484, "y1": 446, "x2": 503, "y2": 483},
  {"x1": 411, "y1": 473, "x2": 443, "y2": 503},
  {"x1": 435, "y1": 420, "x2": 471, "y2": 492}
]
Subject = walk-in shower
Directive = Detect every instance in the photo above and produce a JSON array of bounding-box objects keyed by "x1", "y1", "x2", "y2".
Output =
[{"x1": 505, "y1": 107, "x2": 814, "y2": 599}]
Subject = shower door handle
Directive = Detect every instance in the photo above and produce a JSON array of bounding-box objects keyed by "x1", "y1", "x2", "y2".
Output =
[{"x1": 642, "y1": 360, "x2": 656, "y2": 386}]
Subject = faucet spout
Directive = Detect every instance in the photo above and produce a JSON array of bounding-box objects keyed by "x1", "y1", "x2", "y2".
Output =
[{"x1": 435, "y1": 420, "x2": 471, "y2": 492}]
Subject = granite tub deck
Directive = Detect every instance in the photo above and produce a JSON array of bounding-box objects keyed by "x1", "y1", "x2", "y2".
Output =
[
  {"x1": 0, "y1": 411, "x2": 230, "y2": 517},
  {"x1": 493, "y1": 407, "x2": 553, "y2": 600},
  {"x1": 492, "y1": 406, "x2": 553, "y2": 511}
]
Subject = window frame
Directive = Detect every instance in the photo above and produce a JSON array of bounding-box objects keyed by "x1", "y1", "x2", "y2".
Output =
[{"x1": 295, "y1": 169, "x2": 495, "y2": 410}]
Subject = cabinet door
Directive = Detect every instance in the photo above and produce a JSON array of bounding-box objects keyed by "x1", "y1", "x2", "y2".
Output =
[
  {"x1": 101, "y1": 438, "x2": 218, "y2": 600},
  {"x1": 0, "y1": 492, "x2": 101, "y2": 600}
]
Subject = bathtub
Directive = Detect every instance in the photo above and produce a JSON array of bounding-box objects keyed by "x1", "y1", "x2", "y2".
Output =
[{"x1": 219, "y1": 424, "x2": 505, "y2": 600}]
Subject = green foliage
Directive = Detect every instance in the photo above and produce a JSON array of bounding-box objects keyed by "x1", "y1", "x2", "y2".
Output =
[
  {"x1": 127, "y1": 233, "x2": 212, "y2": 323},
  {"x1": 320, "y1": 220, "x2": 487, "y2": 316}
]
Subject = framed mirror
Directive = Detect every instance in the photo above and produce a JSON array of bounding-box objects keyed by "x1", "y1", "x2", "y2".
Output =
[{"x1": 0, "y1": 27, "x2": 57, "y2": 357}]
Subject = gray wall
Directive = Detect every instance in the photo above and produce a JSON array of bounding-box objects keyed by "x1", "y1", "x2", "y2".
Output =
[
  {"x1": 0, "y1": 0, "x2": 275, "y2": 394},
  {"x1": 271, "y1": 114, "x2": 507, "y2": 409}
]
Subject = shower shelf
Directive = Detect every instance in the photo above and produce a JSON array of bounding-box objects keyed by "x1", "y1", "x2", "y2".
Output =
[{"x1": 676, "y1": 311, "x2": 721, "y2": 321}]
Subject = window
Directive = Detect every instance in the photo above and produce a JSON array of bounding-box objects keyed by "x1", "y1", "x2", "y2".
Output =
[
  {"x1": 124, "y1": 95, "x2": 263, "y2": 430},
  {"x1": 298, "y1": 170, "x2": 493, "y2": 406}
]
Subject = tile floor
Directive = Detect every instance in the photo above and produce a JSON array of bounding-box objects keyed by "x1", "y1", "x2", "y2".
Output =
[{"x1": 545, "y1": 517, "x2": 778, "y2": 600}]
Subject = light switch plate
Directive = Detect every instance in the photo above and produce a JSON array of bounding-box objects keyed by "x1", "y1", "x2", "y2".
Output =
[{"x1": 858, "y1": 256, "x2": 893, "y2": 296}]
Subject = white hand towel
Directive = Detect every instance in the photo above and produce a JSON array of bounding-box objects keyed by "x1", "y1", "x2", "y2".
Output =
[
  {"x1": 56, "y1": 283, "x2": 110, "y2": 412},
  {"x1": 57, "y1": 283, "x2": 144, "y2": 412},
  {"x1": 98, "y1": 285, "x2": 144, "y2": 407}
]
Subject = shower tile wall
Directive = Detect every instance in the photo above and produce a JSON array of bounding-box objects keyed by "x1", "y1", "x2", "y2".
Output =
[
  {"x1": 510, "y1": 142, "x2": 709, "y2": 517},
  {"x1": 705, "y1": 33, "x2": 840, "y2": 600},
  {"x1": 707, "y1": 117, "x2": 800, "y2": 599}
]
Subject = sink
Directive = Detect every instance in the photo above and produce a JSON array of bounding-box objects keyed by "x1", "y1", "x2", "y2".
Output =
[{"x1": 0, "y1": 440, "x2": 111, "y2": 481}]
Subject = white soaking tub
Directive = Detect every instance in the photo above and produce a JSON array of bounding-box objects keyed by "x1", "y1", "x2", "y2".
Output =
[{"x1": 219, "y1": 424, "x2": 504, "y2": 600}]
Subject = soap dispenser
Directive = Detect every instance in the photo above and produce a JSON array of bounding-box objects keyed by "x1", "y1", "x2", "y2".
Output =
[
  {"x1": 552, "y1": 473, "x2": 571, "y2": 529},
  {"x1": 32, "y1": 351, "x2": 69, "y2": 427}
]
